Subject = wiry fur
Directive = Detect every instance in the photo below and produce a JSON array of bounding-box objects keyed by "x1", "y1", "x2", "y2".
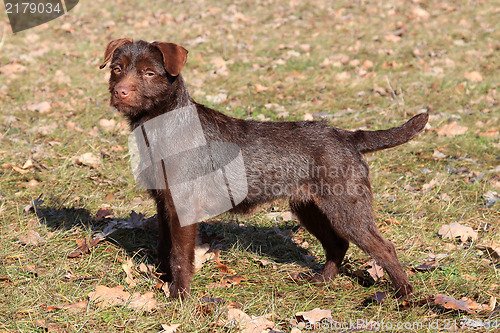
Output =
[{"x1": 101, "y1": 39, "x2": 428, "y2": 298}]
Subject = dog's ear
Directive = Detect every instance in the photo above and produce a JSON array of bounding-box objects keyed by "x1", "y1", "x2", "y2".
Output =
[
  {"x1": 99, "y1": 38, "x2": 133, "y2": 69},
  {"x1": 151, "y1": 42, "x2": 188, "y2": 76}
]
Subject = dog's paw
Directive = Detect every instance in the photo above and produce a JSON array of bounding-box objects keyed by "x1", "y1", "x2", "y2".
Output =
[
  {"x1": 394, "y1": 284, "x2": 414, "y2": 299},
  {"x1": 168, "y1": 281, "x2": 190, "y2": 299}
]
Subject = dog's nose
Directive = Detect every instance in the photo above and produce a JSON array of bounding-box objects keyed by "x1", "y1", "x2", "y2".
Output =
[{"x1": 114, "y1": 85, "x2": 131, "y2": 98}]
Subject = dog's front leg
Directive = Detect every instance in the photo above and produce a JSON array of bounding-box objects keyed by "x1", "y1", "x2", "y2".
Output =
[
  {"x1": 167, "y1": 212, "x2": 198, "y2": 298},
  {"x1": 155, "y1": 195, "x2": 198, "y2": 298},
  {"x1": 155, "y1": 196, "x2": 173, "y2": 282}
]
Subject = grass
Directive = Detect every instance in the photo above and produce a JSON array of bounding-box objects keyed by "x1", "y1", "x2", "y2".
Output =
[{"x1": 0, "y1": 0, "x2": 499, "y2": 331}]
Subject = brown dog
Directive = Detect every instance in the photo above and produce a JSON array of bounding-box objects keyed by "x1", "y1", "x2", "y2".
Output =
[{"x1": 100, "y1": 39, "x2": 428, "y2": 298}]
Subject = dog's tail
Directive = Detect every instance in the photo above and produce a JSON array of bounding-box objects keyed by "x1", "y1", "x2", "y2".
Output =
[{"x1": 351, "y1": 112, "x2": 429, "y2": 154}]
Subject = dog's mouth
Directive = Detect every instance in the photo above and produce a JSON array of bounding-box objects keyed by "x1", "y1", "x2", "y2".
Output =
[{"x1": 110, "y1": 93, "x2": 140, "y2": 110}]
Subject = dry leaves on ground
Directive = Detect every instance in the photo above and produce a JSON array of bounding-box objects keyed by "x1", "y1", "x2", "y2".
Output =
[
  {"x1": 73, "y1": 152, "x2": 102, "y2": 168},
  {"x1": 436, "y1": 121, "x2": 468, "y2": 137},
  {"x1": 160, "y1": 323, "x2": 181, "y2": 333},
  {"x1": 293, "y1": 308, "x2": 332, "y2": 327},
  {"x1": 41, "y1": 301, "x2": 88, "y2": 313},
  {"x1": 225, "y1": 308, "x2": 274, "y2": 333},
  {"x1": 67, "y1": 237, "x2": 101, "y2": 258},
  {"x1": 88, "y1": 285, "x2": 157, "y2": 312},
  {"x1": 18, "y1": 230, "x2": 45, "y2": 246},
  {"x1": 432, "y1": 294, "x2": 494, "y2": 314},
  {"x1": 438, "y1": 222, "x2": 478, "y2": 242}
]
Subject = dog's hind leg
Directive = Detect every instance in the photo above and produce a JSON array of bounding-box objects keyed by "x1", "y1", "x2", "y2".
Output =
[
  {"x1": 314, "y1": 196, "x2": 413, "y2": 298},
  {"x1": 290, "y1": 200, "x2": 349, "y2": 283}
]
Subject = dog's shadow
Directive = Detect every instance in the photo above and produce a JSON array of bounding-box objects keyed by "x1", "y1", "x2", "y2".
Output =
[{"x1": 34, "y1": 203, "x2": 319, "y2": 271}]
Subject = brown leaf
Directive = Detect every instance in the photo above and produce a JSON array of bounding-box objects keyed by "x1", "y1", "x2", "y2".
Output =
[
  {"x1": 194, "y1": 241, "x2": 213, "y2": 271},
  {"x1": 254, "y1": 83, "x2": 270, "y2": 92},
  {"x1": 366, "y1": 261, "x2": 384, "y2": 281},
  {"x1": 215, "y1": 260, "x2": 236, "y2": 275},
  {"x1": 122, "y1": 259, "x2": 138, "y2": 288},
  {"x1": 476, "y1": 243, "x2": 500, "y2": 261},
  {"x1": 226, "y1": 308, "x2": 274, "y2": 333},
  {"x1": 432, "y1": 294, "x2": 476, "y2": 314},
  {"x1": 41, "y1": 301, "x2": 88, "y2": 313},
  {"x1": 414, "y1": 260, "x2": 445, "y2": 272},
  {"x1": 295, "y1": 308, "x2": 332, "y2": 325},
  {"x1": 222, "y1": 275, "x2": 248, "y2": 286},
  {"x1": 464, "y1": 71, "x2": 483, "y2": 82},
  {"x1": 432, "y1": 149, "x2": 447, "y2": 160},
  {"x1": 438, "y1": 223, "x2": 478, "y2": 242},
  {"x1": 127, "y1": 291, "x2": 157, "y2": 312},
  {"x1": 253, "y1": 258, "x2": 278, "y2": 269},
  {"x1": 74, "y1": 152, "x2": 101, "y2": 168},
  {"x1": 95, "y1": 207, "x2": 113, "y2": 221},
  {"x1": 27, "y1": 101, "x2": 51, "y2": 113},
  {"x1": 18, "y1": 230, "x2": 45, "y2": 246},
  {"x1": 88, "y1": 285, "x2": 130, "y2": 308},
  {"x1": 160, "y1": 323, "x2": 181, "y2": 333},
  {"x1": 411, "y1": 6, "x2": 430, "y2": 20},
  {"x1": 436, "y1": 121, "x2": 468, "y2": 137},
  {"x1": 68, "y1": 237, "x2": 101, "y2": 258},
  {"x1": 363, "y1": 291, "x2": 389, "y2": 305},
  {"x1": 99, "y1": 119, "x2": 117, "y2": 132}
]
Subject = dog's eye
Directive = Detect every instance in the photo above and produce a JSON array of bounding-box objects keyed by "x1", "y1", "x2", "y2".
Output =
[
  {"x1": 145, "y1": 71, "x2": 155, "y2": 77},
  {"x1": 113, "y1": 67, "x2": 121, "y2": 74}
]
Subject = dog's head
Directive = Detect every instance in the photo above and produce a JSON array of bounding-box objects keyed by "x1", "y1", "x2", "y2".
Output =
[{"x1": 100, "y1": 39, "x2": 188, "y2": 118}]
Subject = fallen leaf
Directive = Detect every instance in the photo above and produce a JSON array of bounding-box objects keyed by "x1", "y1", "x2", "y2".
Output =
[
  {"x1": 295, "y1": 308, "x2": 332, "y2": 325},
  {"x1": 68, "y1": 237, "x2": 101, "y2": 258},
  {"x1": 138, "y1": 262, "x2": 155, "y2": 275},
  {"x1": 254, "y1": 83, "x2": 270, "y2": 92},
  {"x1": 478, "y1": 129, "x2": 499, "y2": 138},
  {"x1": 41, "y1": 301, "x2": 88, "y2": 313},
  {"x1": 432, "y1": 149, "x2": 447, "y2": 160},
  {"x1": 226, "y1": 308, "x2": 274, "y2": 333},
  {"x1": 476, "y1": 243, "x2": 500, "y2": 261},
  {"x1": 436, "y1": 121, "x2": 468, "y2": 137},
  {"x1": 88, "y1": 285, "x2": 131, "y2": 308},
  {"x1": 483, "y1": 190, "x2": 499, "y2": 207},
  {"x1": 95, "y1": 207, "x2": 113, "y2": 221},
  {"x1": 215, "y1": 260, "x2": 236, "y2": 275},
  {"x1": 253, "y1": 258, "x2": 278, "y2": 269},
  {"x1": 122, "y1": 259, "x2": 138, "y2": 288},
  {"x1": 160, "y1": 323, "x2": 181, "y2": 333},
  {"x1": 206, "y1": 93, "x2": 227, "y2": 104},
  {"x1": 30, "y1": 123, "x2": 58, "y2": 135},
  {"x1": 27, "y1": 101, "x2": 51, "y2": 113},
  {"x1": 0, "y1": 63, "x2": 27, "y2": 75},
  {"x1": 432, "y1": 294, "x2": 477, "y2": 314},
  {"x1": 366, "y1": 261, "x2": 384, "y2": 281},
  {"x1": 303, "y1": 113, "x2": 313, "y2": 121},
  {"x1": 74, "y1": 152, "x2": 101, "y2": 168},
  {"x1": 422, "y1": 179, "x2": 439, "y2": 193},
  {"x1": 411, "y1": 6, "x2": 430, "y2": 20},
  {"x1": 99, "y1": 119, "x2": 116, "y2": 132},
  {"x1": 464, "y1": 71, "x2": 483, "y2": 82},
  {"x1": 414, "y1": 261, "x2": 445, "y2": 272},
  {"x1": 127, "y1": 291, "x2": 157, "y2": 312},
  {"x1": 194, "y1": 241, "x2": 213, "y2": 271},
  {"x1": 18, "y1": 230, "x2": 45, "y2": 246},
  {"x1": 363, "y1": 291, "x2": 389, "y2": 305},
  {"x1": 438, "y1": 222, "x2": 478, "y2": 242}
]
